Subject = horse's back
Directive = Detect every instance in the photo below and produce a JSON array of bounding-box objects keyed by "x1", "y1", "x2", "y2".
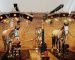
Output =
[{"x1": 52, "y1": 29, "x2": 62, "y2": 37}]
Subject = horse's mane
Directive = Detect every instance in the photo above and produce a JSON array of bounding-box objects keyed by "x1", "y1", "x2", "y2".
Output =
[{"x1": 8, "y1": 29, "x2": 15, "y2": 39}]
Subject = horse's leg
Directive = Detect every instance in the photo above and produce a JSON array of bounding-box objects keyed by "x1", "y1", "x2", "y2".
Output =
[
  {"x1": 52, "y1": 36, "x2": 56, "y2": 49},
  {"x1": 9, "y1": 39, "x2": 12, "y2": 53},
  {"x1": 2, "y1": 35, "x2": 7, "y2": 51}
]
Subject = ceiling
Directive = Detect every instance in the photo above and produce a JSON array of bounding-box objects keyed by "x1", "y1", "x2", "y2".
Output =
[{"x1": 0, "y1": 0, "x2": 75, "y2": 13}]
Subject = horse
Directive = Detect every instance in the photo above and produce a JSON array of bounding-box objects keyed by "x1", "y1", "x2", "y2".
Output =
[
  {"x1": 52, "y1": 27, "x2": 69, "y2": 53},
  {"x1": 2, "y1": 27, "x2": 20, "y2": 52},
  {"x1": 52, "y1": 29, "x2": 62, "y2": 49},
  {"x1": 2, "y1": 28, "x2": 15, "y2": 51}
]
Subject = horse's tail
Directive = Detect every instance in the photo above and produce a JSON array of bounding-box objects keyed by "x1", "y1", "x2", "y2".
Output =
[
  {"x1": 2, "y1": 34, "x2": 7, "y2": 51},
  {"x1": 2, "y1": 34, "x2": 5, "y2": 40}
]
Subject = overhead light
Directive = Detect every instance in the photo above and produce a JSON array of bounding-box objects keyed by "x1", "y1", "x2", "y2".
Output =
[
  {"x1": 2, "y1": 15, "x2": 7, "y2": 19},
  {"x1": 60, "y1": 13, "x2": 69, "y2": 17},
  {"x1": 10, "y1": 13, "x2": 20, "y2": 17},
  {"x1": 0, "y1": 14, "x2": 7, "y2": 22},
  {"x1": 27, "y1": 16, "x2": 29, "y2": 19},
  {"x1": 14, "y1": 14, "x2": 16, "y2": 17},
  {"x1": 22, "y1": 14, "x2": 33, "y2": 21}
]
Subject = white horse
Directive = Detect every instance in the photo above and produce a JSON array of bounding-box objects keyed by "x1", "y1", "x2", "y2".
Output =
[
  {"x1": 52, "y1": 29, "x2": 62, "y2": 49},
  {"x1": 2, "y1": 28, "x2": 15, "y2": 51},
  {"x1": 2, "y1": 27, "x2": 20, "y2": 52},
  {"x1": 52, "y1": 26, "x2": 69, "y2": 50}
]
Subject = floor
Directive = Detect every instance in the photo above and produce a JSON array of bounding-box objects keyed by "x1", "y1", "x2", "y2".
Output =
[{"x1": 29, "y1": 50, "x2": 58, "y2": 60}]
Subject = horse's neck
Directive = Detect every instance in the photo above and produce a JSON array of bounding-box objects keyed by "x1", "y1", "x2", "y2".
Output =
[{"x1": 2, "y1": 28, "x2": 14, "y2": 36}]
